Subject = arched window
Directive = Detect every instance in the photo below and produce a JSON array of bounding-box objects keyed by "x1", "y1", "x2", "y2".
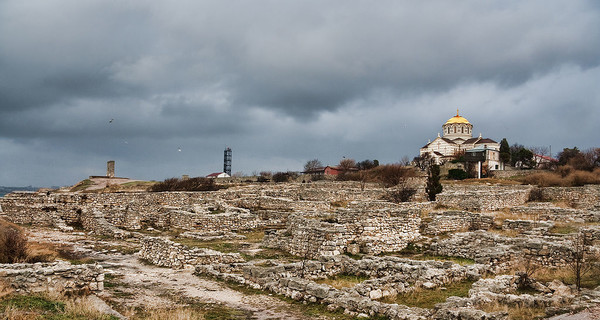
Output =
[{"x1": 453, "y1": 127, "x2": 456, "y2": 133}]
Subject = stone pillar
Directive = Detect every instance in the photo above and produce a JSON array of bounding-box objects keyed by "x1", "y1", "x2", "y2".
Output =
[{"x1": 107, "y1": 161, "x2": 115, "y2": 178}]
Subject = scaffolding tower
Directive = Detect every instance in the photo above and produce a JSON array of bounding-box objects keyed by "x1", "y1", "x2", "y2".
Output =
[{"x1": 223, "y1": 147, "x2": 232, "y2": 176}]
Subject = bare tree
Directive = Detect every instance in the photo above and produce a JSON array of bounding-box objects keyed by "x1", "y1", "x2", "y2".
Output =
[
  {"x1": 338, "y1": 158, "x2": 357, "y2": 171},
  {"x1": 303, "y1": 159, "x2": 323, "y2": 172},
  {"x1": 399, "y1": 155, "x2": 411, "y2": 166},
  {"x1": 530, "y1": 146, "x2": 550, "y2": 157},
  {"x1": 569, "y1": 231, "x2": 596, "y2": 291},
  {"x1": 413, "y1": 153, "x2": 435, "y2": 171}
]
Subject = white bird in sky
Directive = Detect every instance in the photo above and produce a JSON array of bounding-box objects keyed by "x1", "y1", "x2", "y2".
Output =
[{"x1": 178, "y1": 147, "x2": 182, "y2": 152}]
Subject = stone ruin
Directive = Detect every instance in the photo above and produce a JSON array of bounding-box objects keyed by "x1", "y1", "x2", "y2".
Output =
[{"x1": 1, "y1": 181, "x2": 600, "y2": 319}]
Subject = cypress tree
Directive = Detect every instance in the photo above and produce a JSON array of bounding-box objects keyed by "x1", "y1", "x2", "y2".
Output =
[
  {"x1": 426, "y1": 164, "x2": 443, "y2": 201},
  {"x1": 500, "y1": 138, "x2": 511, "y2": 165}
]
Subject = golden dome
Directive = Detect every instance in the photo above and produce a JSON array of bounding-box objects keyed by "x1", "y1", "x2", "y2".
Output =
[{"x1": 444, "y1": 109, "x2": 470, "y2": 125}]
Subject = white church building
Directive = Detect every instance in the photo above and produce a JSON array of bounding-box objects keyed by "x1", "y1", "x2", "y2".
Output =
[{"x1": 420, "y1": 111, "x2": 504, "y2": 171}]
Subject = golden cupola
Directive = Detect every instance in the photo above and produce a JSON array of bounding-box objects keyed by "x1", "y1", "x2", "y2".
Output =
[{"x1": 442, "y1": 109, "x2": 473, "y2": 140}]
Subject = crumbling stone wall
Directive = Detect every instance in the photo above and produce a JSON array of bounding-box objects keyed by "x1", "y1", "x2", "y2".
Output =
[
  {"x1": 501, "y1": 219, "x2": 553, "y2": 232},
  {"x1": 166, "y1": 210, "x2": 261, "y2": 232},
  {"x1": 263, "y1": 208, "x2": 421, "y2": 258},
  {"x1": 429, "y1": 231, "x2": 574, "y2": 269},
  {"x1": 0, "y1": 262, "x2": 104, "y2": 294},
  {"x1": 138, "y1": 237, "x2": 244, "y2": 269},
  {"x1": 436, "y1": 185, "x2": 533, "y2": 211},
  {"x1": 197, "y1": 255, "x2": 487, "y2": 319},
  {"x1": 540, "y1": 185, "x2": 600, "y2": 210},
  {"x1": 509, "y1": 202, "x2": 600, "y2": 223},
  {"x1": 423, "y1": 211, "x2": 493, "y2": 235}
]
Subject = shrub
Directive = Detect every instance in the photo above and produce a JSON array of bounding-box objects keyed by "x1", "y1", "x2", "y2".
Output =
[
  {"x1": 369, "y1": 164, "x2": 417, "y2": 187},
  {"x1": 568, "y1": 170, "x2": 600, "y2": 186},
  {"x1": 447, "y1": 169, "x2": 469, "y2": 180},
  {"x1": 521, "y1": 167, "x2": 600, "y2": 187},
  {"x1": 384, "y1": 187, "x2": 417, "y2": 203},
  {"x1": 522, "y1": 172, "x2": 564, "y2": 187},
  {"x1": 272, "y1": 171, "x2": 298, "y2": 183},
  {"x1": 527, "y1": 187, "x2": 545, "y2": 202},
  {"x1": 0, "y1": 219, "x2": 28, "y2": 263},
  {"x1": 149, "y1": 177, "x2": 220, "y2": 192},
  {"x1": 426, "y1": 164, "x2": 443, "y2": 201}
]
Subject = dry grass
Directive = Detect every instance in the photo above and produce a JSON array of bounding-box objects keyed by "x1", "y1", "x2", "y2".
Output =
[
  {"x1": 315, "y1": 274, "x2": 369, "y2": 289},
  {"x1": 479, "y1": 302, "x2": 546, "y2": 320},
  {"x1": 238, "y1": 230, "x2": 265, "y2": 243},
  {"x1": 0, "y1": 281, "x2": 13, "y2": 300},
  {"x1": 445, "y1": 178, "x2": 522, "y2": 185},
  {"x1": 521, "y1": 168, "x2": 600, "y2": 187},
  {"x1": 0, "y1": 219, "x2": 27, "y2": 263},
  {"x1": 24, "y1": 241, "x2": 59, "y2": 263},
  {"x1": 330, "y1": 200, "x2": 348, "y2": 208},
  {"x1": 382, "y1": 280, "x2": 475, "y2": 309},
  {"x1": 129, "y1": 307, "x2": 204, "y2": 320}
]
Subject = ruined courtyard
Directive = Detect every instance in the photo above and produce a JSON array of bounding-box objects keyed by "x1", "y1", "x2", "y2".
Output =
[{"x1": 1, "y1": 178, "x2": 600, "y2": 319}]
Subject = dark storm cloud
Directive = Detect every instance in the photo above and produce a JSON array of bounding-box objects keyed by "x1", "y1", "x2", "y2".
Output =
[{"x1": 1, "y1": 0, "x2": 599, "y2": 186}]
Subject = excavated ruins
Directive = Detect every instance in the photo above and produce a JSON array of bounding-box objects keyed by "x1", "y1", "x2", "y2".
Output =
[{"x1": 1, "y1": 180, "x2": 600, "y2": 319}]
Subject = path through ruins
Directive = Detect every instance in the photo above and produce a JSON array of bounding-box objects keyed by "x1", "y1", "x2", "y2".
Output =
[{"x1": 27, "y1": 228, "x2": 312, "y2": 319}]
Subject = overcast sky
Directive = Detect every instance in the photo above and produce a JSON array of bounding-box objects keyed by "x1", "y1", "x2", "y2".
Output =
[{"x1": 1, "y1": 1, "x2": 599, "y2": 187}]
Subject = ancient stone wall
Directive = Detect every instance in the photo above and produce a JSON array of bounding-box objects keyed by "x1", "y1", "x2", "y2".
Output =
[
  {"x1": 540, "y1": 185, "x2": 600, "y2": 210},
  {"x1": 509, "y1": 202, "x2": 600, "y2": 223},
  {"x1": 423, "y1": 211, "x2": 493, "y2": 235},
  {"x1": 429, "y1": 231, "x2": 574, "y2": 269},
  {"x1": 197, "y1": 255, "x2": 488, "y2": 319},
  {"x1": 436, "y1": 185, "x2": 533, "y2": 211},
  {"x1": 263, "y1": 208, "x2": 421, "y2": 258},
  {"x1": 138, "y1": 237, "x2": 244, "y2": 269},
  {"x1": 501, "y1": 219, "x2": 553, "y2": 232},
  {"x1": 0, "y1": 262, "x2": 104, "y2": 294}
]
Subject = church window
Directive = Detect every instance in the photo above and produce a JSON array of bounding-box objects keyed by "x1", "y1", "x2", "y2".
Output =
[
  {"x1": 453, "y1": 127, "x2": 456, "y2": 133},
  {"x1": 461, "y1": 127, "x2": 464, "y2": 133}
]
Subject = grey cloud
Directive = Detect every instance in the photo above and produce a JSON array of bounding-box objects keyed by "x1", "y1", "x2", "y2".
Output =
[{"x1": 1, "y1": 0, "x2": 599, "y2": 186}]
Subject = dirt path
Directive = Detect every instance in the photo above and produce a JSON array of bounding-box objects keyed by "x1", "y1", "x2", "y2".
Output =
[{"x1": 26, "y1": 228, "x2": 312, "y2": 319}]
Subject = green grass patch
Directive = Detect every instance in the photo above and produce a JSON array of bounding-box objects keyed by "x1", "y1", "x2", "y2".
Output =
[
  {"x1": 0, "y1": 294, "x2": 119, "y2": 320},
  {"x1": 315, "y1": 274, "x2": 369, "y2": 289},
  {"x1": 383, "y1": 280, "x2": 475, "y2": 309},
  {"x1": 0, "y1": 295, "x2": 65, "y2": 313},
  {"x1": 549, "y1": 224, "x2": 579, "y2": 234},
  {"x1": 70, "y1": 179, "x2": 95, "y2": 192},
  {"x1": 238, "y1": 230, "x2": 265, "y2": 243},
  {"x1": 203, "y1": 306, "x2": 253, "y2": 320}
]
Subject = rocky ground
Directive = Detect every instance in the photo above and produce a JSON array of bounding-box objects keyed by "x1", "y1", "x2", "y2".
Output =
[{"x1": 25, "y1": 227, "x2": 317, "y2": 319}]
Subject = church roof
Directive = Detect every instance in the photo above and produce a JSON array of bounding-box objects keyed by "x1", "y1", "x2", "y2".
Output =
[
  {"x1": 441, "y1": 138, "x2": 457, "y2": 144},
  {"x1": 476, "y1": 138, "x2": 497, "y2": 144},
  {"x1": 463, "y1": 137, "x2": 480, "y2": 144},
  {"x1": 444, "y1": 110, "x2": 471, "y2": 125}
]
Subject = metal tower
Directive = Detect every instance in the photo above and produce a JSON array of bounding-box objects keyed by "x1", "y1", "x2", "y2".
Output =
[{"x1": 223, "y1": 147, "x2": 232, "y2": 176}]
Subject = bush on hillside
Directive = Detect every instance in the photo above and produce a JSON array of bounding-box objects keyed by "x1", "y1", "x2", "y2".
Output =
[
  {"x1": 521, "y1": 168, "x2": 600, "y2": 187},
  {"x1": 368, "y1": 164, "x2": 417, "y2": 187},
  {"x1": 447, "y1": 169, "x2": 470, "y2": 180},
  {"x1": 149, "y1": 177, "x2": 220, "y2": 192},
  {"x1": 272, "y1": 171, "x2": 299, "y2": 183},
  {"x1": 0, "y1": 219, "x2": 27, "y2": 263}
]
